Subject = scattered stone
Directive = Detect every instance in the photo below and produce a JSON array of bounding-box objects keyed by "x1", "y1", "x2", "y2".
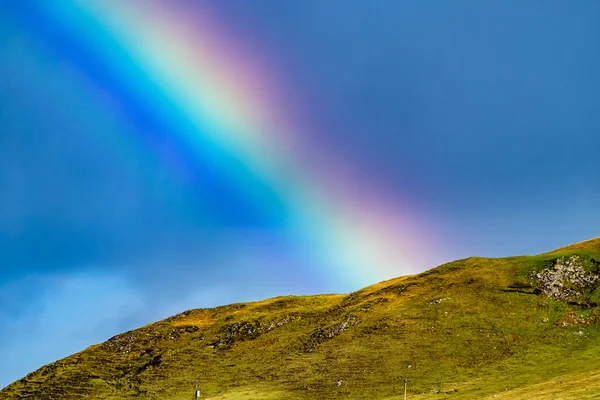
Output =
[
  {"x1": 103, "y1": 332, "x2": 138, "y2": 353},
  {"x1": 304, "y1": 314, "x2": 359, "y2": 352},
  {"x1": 429, "y1": 297, "x2": 450, "y2": 305},
  {"x1": 531, "y1": 256, "x2": 598, "y2": 300},
  {"x1": 164, "y1": 325, "x2": 200, "y2": 340},
  {"x1": 558, "y1": 312, "x2": 591, "y2": 327},
  {"x1": 212, "y1": 321, "x2": 262, "y2": 349},
  {"x1": 212, "y1": 315, "x2": 298, "y2": 349},
  {"x1": 264, "y1": 315, "x2": 296, "y2": 332}
]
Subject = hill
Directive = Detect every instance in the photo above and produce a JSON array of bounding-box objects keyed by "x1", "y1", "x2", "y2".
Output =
[{"x1": 2, "y1": 237, "x2": 600, "y2": 399}]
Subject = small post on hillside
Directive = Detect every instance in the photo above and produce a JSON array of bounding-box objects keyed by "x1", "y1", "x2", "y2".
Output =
[
  {"x1": 195, "y1": 379, "x2": 201, "y2": 399},
  {"x1": 400, "y1": 377, "x2": 410, "y2": 400}
]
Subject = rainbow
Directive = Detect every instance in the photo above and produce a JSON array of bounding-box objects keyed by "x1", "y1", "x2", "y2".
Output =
[{"x1": 19, "y1": 0, "x2": 432, "y2": 289}]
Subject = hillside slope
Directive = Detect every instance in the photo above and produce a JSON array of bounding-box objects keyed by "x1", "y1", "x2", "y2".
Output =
[{"x1": 2, "y1": 238, "x2": 600, "y2": 399}]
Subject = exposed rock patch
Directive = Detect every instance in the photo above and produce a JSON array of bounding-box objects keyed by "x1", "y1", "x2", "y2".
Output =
[
  {"x1": 263, "y1": 314, "x2": 295, "y2": 331},
  {"x1": 531, "y1": 256, "x2": 599, "y2": 300},
  {"x1": 212, "y1": 315, "x2": 297, "y2": 349},
  {"x1": 303, "y1": 314, "x2": 359, "y2": 352},
  {"x1": 213, "y1": 321, "x2": 262, "y2": 349},
  {"x1": 103, "y1": 332, "x2": 138, "y2": 353},
  {"x1": 429, "y1": 297, "x2": 450, "y2": 305}
]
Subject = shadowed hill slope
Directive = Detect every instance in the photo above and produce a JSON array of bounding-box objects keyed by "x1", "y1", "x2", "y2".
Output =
[{"x1": 2, "y1": 238, "x2": 600, "y2": 399}]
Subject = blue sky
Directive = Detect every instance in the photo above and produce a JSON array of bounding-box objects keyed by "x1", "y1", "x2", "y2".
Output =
[{"x1": 1, "y1": 0, "x2": 599, "y2": 388}]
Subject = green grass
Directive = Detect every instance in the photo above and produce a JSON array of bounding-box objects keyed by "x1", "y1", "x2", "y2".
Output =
[{"x1": 2, "y1": 237, "x2": 600, "y2": 399}]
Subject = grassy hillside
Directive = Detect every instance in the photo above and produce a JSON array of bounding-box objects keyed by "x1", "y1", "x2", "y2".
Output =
[{"x1": 2, "y1": 237, "x2": 600, "y2": 399}]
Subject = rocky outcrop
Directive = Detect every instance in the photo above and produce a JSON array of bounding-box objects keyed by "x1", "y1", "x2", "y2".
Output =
[
  {"x1": 531, "y1": 256, "x2": 599, "y2": 300},
  {"x1": 303, "y1": 314, "x2": 359, "y2": 352},
  {"x1": 211, "y1": 315, "x2": 297, "y2": 349},
  {"x1": 103, "y1": 332, "x2": 138, "y2": 353}
]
